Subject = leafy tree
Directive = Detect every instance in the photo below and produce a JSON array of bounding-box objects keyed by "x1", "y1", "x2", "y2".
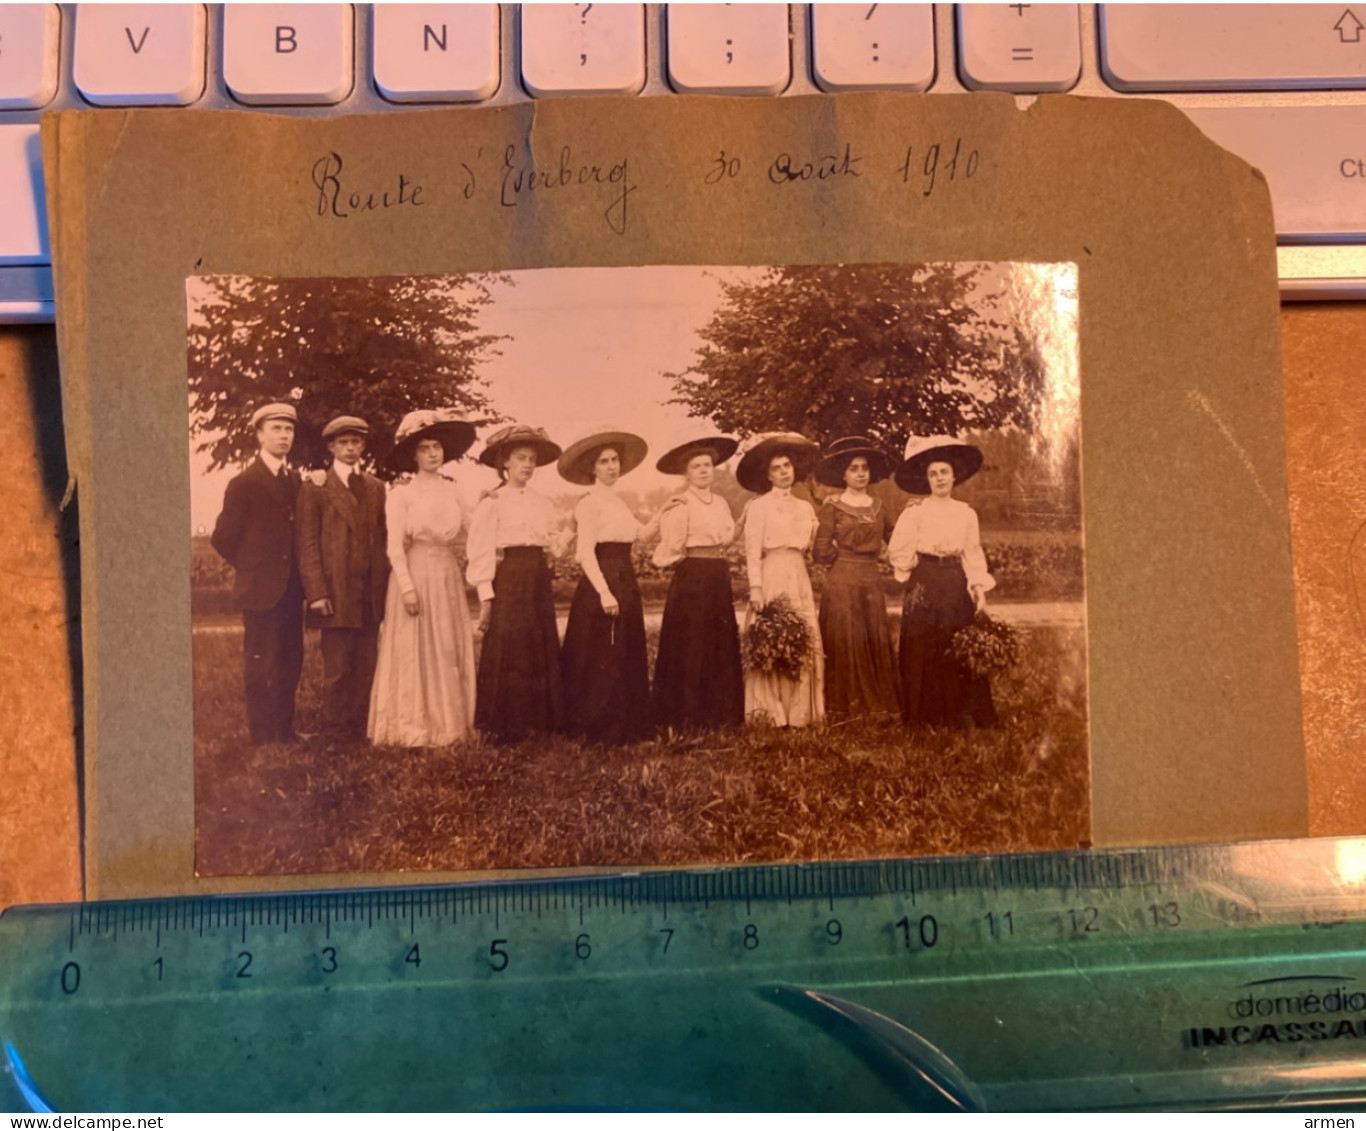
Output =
[
  {"x1": 666, "y1": 263, "x2": 1047, "y2": 454},
  {"x1": 188, "y1": 274, "x2": 506, "y2": 474}
]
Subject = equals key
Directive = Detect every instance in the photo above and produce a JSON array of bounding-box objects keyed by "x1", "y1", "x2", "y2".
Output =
[{"x1": 958, "y1": 4, "x2": 1081, "y2": 92}]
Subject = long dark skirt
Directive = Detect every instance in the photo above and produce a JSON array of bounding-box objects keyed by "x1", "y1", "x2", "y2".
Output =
[
  {"x1": 820, "y1": 554, "x2": 901, "y2": 720},
  {"x1": 476, "y1": 546, "x2": 564, "y2": 742},
  {"x1": 899, "y1": 553, "x2": 998, "y2": 728},
  {"x1": 652, "y1": 557, "x2": 744, "y2": 732},
  {"x1": 561, "y1": 543, "x2": 652, "y2": 745}
]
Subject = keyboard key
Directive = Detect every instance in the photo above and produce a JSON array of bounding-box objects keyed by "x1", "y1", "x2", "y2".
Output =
[
  {"x1": 811, "y1": 3, "x2": 935, "y2": 92},
  {"x1": 1101, "y1": 4, "x2": 1366, "y2": 92},
  {"x1": 1185, "y1": 105, "x2": 1366, "y2": 240},
  {"x1": 373, "y1": 4, "x2": 499, "y2": 103},
  {"x1": 521, "y1": 4, "x2": 645, "y2": 96},
  {"x1": 957, "y1": 4, "x2": 1080, "y2": 92},
  {"x1": 0, "y1": 5, "x2": 59, "y2": 110},
  {"x1": 667, "y1": 4, "x2": 790, "y2": 95},
  {"x1": 0, "y1": 126, "x2": 47, "y2": 263},
  {"x1": 223, "y1": 4, "x2": 354, "y2": 105},
  {"x1": 74, "y1": 5, "x2": 206, "y2": 107}
]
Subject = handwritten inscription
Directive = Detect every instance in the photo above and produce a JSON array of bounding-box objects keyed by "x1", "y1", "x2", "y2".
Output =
[
  {"x1": 898, "y1": 138, "x2": 979, "y2": 198},
  {"x1": 703, "y1": 138, "x2": 983, "y2": 200},
  {"x1": 768, "y1": 143, "x2": 862, "y2": 184},
  {"x1": 500, "y1": 145, "x2": 635, "y2": 236},
  {"x1": 312, "y1": 152, "x2": 425, "y2": 219}
]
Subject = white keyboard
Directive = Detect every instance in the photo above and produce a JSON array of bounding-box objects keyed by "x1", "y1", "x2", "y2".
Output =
[{"x1": 5, "y1": 2, "x2": 1366, "y2": 321}]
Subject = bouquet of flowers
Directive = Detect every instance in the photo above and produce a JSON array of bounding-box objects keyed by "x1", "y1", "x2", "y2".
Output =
[
  {"x1": 742, "y1": 594, "x2": 813, "y2": 680},
  {"x1": 949, "y1": 612, "x2": 1022, "y2": 678}
]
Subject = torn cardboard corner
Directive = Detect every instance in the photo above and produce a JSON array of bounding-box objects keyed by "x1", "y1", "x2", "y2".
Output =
[{"x1": 44, "y1": 92, "x2": 1305, "y2": 898}]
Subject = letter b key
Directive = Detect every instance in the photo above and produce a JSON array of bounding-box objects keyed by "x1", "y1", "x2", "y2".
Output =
[{"x1": 223, "y1": 4, "x2": 353, "y2": 106}]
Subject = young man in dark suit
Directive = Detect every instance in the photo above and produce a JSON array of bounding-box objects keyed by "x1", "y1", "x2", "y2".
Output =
[
  {"x1": 211, "y1": 403, "x2": 306, "y2": 745},
  {"x1": 296, "y1": 415, "x2": 390, "y2": 738}
]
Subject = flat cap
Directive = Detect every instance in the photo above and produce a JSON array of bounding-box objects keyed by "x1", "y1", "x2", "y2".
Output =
[
  {"x1": 322, "y1": 415, "x2": 370, "y2": 440},
  {"x1": 249, "y1": 403, "x2": 298, "y2": 429}
]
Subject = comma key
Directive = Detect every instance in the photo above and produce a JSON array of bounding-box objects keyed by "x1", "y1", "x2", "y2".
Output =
[
  {"x1": 520, "y1": 5, "x2": 645, "y2": 98},
  {"x1": 223, "y1": 4, "x2": 353, "y2": 106},
  {"x1": 373, "y1": 3, "x2": 499, "y2": 103}
]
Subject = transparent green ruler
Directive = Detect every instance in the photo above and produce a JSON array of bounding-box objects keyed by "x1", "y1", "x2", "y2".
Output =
[{"x1": 6, "y1": 839, "x2": 1366, "y2": 1112}]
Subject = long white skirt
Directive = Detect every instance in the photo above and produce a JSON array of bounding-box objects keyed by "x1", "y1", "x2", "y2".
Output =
[
  {"x1": 368, "y1": 543, "x2": 477, "y2": 747},
  {"x1": 745, "y1": 548, "x2": 825, "y2": 728}
]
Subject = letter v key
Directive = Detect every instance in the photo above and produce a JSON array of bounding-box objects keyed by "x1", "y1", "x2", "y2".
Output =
[{"x1": 73, "y1": 5, "x2": 206, "y2": 106}]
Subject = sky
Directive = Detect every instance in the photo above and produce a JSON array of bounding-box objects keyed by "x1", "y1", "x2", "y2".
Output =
[
  {"x1": 189, "y1": 265, "x2": 766, "y2": 532},
  {"x1": 188, "y1": 262, "x2": 1078, "y2": 533}
]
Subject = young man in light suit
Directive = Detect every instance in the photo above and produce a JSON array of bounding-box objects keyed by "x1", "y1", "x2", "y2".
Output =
[
  {"x1": 296, "y1": 415, "x2": 390, "y2": 738},
  {"x1": 211, "y1": 403, "x2": 306, "y2": 745}
]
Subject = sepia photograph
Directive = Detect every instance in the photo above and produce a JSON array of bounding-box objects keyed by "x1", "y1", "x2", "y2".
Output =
[{"x1": 187, "y1": 262, "x2": 1087, "y2": 876}]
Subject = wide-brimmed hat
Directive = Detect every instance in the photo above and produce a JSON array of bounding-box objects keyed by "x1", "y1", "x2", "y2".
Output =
[
  {"x1": 478, "y1": 424, "x2": 562, "y2": 470},
  {"x1": 249, "y1": 402, "x2": 298, "y2": 429},
  {"x1": 387, "y1": 409, "x2": 478, "y2": 473},
  {"x1": 816, "y1": 436, "x2": 893, "y2": 487},
  {"x1": 556, "y1": 428, "x2": 648, "y2": 486},
  {"x1": 734, "y1": 432, "x2": 821, "y2": 494},
  {"x1": 321, "y1": 415, "x2": 370, "y2": 441},
  {"x1": 894, "y1": 435, "x2": 984, "y2": 494},
  {"x1": 655, "y1": 435, "x2": 739, "y2": 476}
]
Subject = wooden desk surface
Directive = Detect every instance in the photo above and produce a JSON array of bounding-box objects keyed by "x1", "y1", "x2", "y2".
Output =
[{"x1": 2, "y1": 307, "x2": 1360, "y2": 909}]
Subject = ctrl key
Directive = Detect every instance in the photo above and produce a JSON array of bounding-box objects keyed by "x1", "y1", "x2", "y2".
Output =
[{"x1": 1184, "y1": 105, "x2": 1366, "y2": 241}]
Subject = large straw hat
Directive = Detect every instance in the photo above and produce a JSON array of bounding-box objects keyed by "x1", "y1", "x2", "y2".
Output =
[
  {"x1": 556, "y1": 428, "x2": 649, "y2": 486},
  {"x1": 893, "y1": 435, "x2": 984, "y2": 494},
  {"x1": 478, "y1": 424, "x2": 562, "y2": 470},
  {"x1": 655, "y1": 435, "x2": 739, "y2": 476},
  {"x1": 386, "y1": 409, "x2": 478, "y2": 473},
  {"x1": 734, "y1": 432, "x2": 821, "y2": 494},
  {"x1": 815, "y1": 436, "x2": 893, "y2": 487}
]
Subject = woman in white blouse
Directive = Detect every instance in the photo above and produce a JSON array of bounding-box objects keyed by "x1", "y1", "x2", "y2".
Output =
[
  {"x1": 368, "y1": 409, "x2": 479, "y2": 748},
  {"x1": 888, "y1": 435, "x2": 999, "y2": 728},
  {"x1": 650, "y1": 435, "x2": 743, "y2": 732},
  {"x1": 465, "y1": 424, "x2": 566, "y2": 743},
  {"x1": 555, "y1": 429, "x2": 670, "y2": 745},
  {"x1": 735, "y1": 432, "x2": 825, "y2": 728}
]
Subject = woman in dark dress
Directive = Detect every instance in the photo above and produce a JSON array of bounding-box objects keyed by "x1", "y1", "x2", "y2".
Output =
[
  {"x1": 557, "y1": 428, "x2": 667, "y2": 745},
  {"x1": 650, "y1": 435, "x2": 744, "y2": 732},
  {"x1": 888, "y1": 435, "x2": 998, "y2": 729},
  {"x1": 465, "y1": 424, "x2": 566, "y2": 743},
  {"x1": 812, "y1": 436, "x2": 902, "y2": 721}
]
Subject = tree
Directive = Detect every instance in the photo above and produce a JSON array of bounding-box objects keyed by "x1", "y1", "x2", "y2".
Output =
[
  {"x1": 666, "y1": 264, "x2": 1047, "y2": 454},
  {"x1": 188, "y1": 274, "x2": 507, "y2": 474}
]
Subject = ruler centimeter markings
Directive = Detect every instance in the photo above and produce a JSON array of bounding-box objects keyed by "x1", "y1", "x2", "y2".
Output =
[{"x1": 5, "y1": 842, "x2": 1366, "y2": 1112}]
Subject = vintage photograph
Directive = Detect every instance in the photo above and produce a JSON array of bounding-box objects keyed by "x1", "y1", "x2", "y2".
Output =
[{"x1": 188, "y1": 262, "x2": 1087, "y2": 876}]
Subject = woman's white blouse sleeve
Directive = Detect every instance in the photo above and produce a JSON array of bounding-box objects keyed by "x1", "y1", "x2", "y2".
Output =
[
  {"x1": 887, "y1": 503, "x2": 921, "y2": 583},
  {"x1": 575, "y1": 495, "x2": 611, "y2": 599},
  {"x1": 385, "y1": 486, "x2": 415, "y2": 597},
  {"x1": 743, "y1": 496, "x2": 766, "y2": 591},
  {"x1": 963, "y1": 507, "x2": 996, "y2": 593},
  {"x1": 652, "y1": 499, "x2": 688, "y2": 568},
  {"x1": 465, "y1": 496, "x2": 498, "y2": 602}
]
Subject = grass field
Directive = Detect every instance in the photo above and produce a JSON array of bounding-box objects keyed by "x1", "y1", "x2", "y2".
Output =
[{"x1": 193, "y1": 621, "x2": 1090, "y2": 877}]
